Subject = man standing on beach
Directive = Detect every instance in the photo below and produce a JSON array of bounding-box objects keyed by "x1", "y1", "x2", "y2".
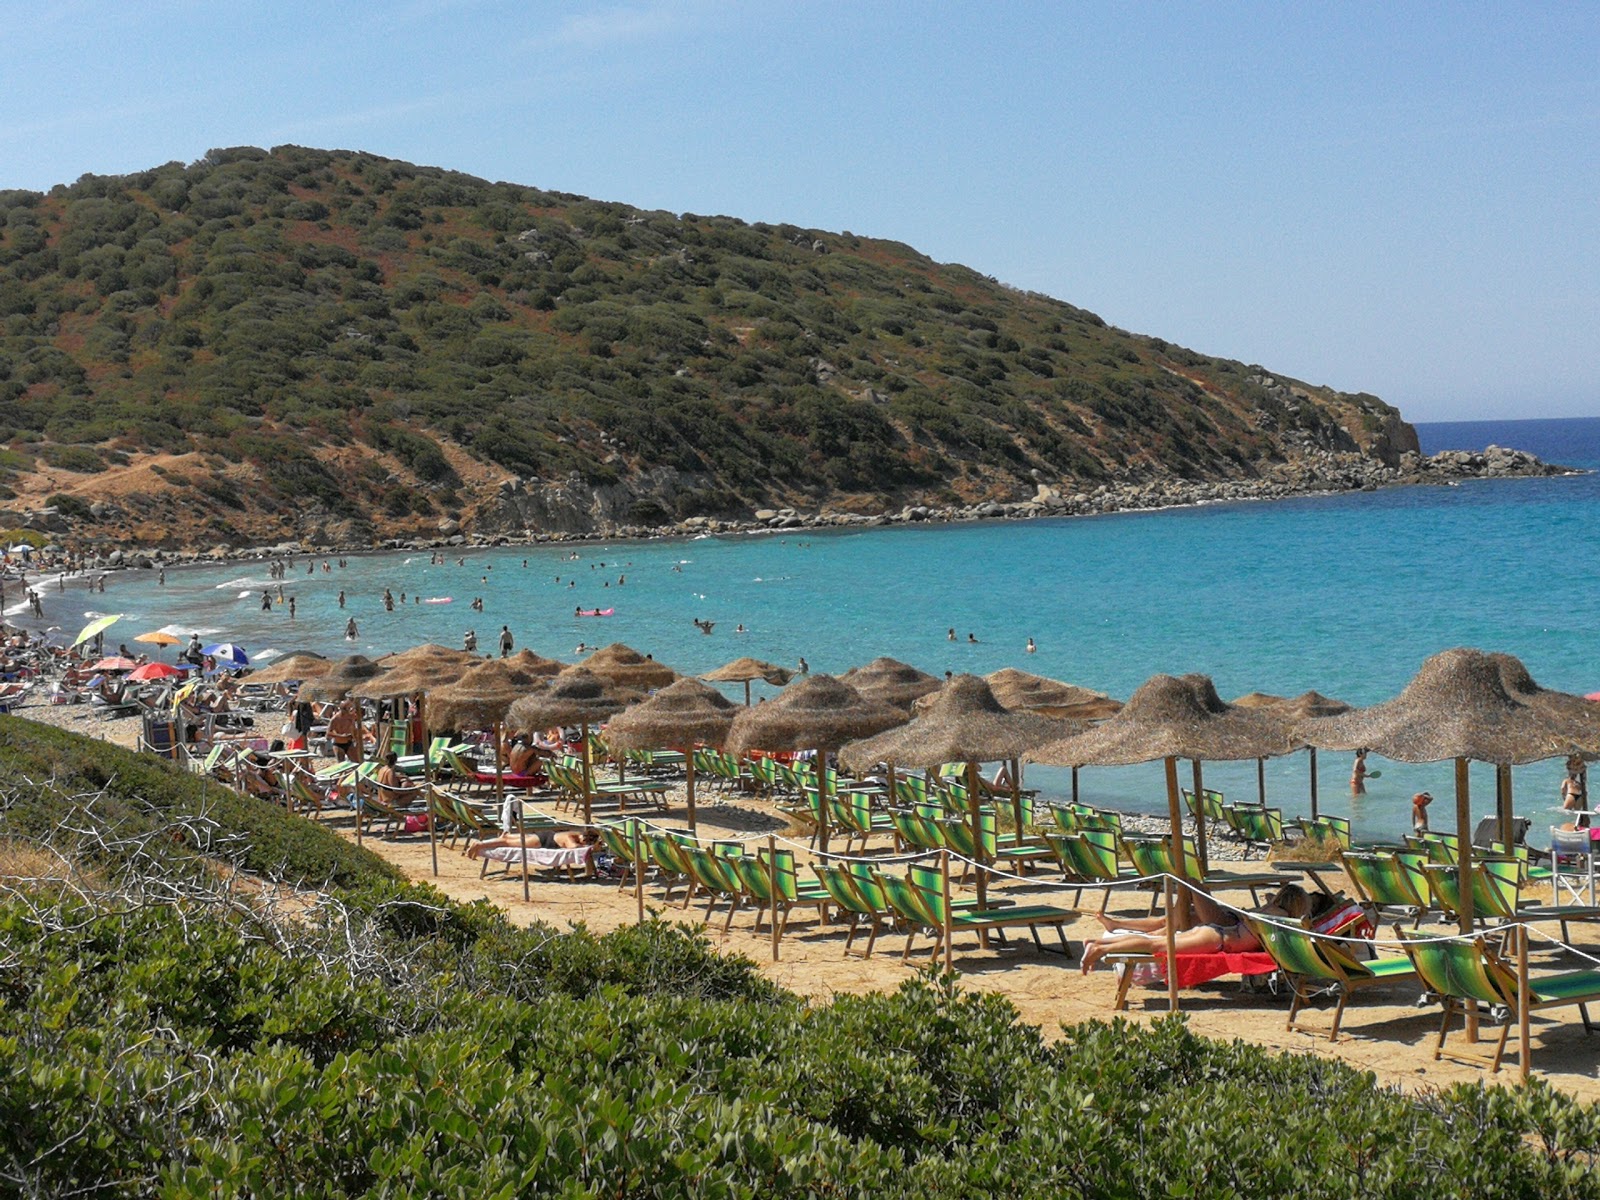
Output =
[{"x1": 499, "y1": 625, "x2": 514, "y2": 657}]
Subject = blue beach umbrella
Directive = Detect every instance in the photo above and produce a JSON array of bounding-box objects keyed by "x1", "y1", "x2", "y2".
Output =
[{"x1": 202, "y1": 643, "x2": 250, "y2": 668}]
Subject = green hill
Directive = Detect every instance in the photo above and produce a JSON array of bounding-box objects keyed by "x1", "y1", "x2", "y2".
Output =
[{"x1": 0, "y1": 145, "x2": 1415, "y2": 548}]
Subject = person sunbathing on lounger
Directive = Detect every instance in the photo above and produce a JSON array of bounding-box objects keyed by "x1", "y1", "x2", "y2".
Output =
[
  {"x1": 1079, "y1": 883, "x2": 1313, "y2": 974},
  {"x1": 466, "y1": 828, "x2": 599, "y2": 859}
]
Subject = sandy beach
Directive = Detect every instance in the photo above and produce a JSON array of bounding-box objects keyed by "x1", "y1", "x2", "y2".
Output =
[{"x1": 14, "y1": 696, "x2": 1600, "y2": 1102}]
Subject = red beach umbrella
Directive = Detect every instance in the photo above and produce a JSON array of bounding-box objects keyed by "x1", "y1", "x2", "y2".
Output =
[{"x1": 128, "y1": 662, "x2": 184, "y2": 682}]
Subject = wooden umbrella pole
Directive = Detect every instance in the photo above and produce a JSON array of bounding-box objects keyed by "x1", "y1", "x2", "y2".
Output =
[
  {"x1": 743, "y1": 680, "x2": 752, "y2": 707},
  {"x1": 685, "y1": 746, "x2": 697, "y2": 830},
  {"x1": 1497, "y1": 763, "x2": 1514, "y2": 849},
  {"x1": 1009, "y1": 756, "x2": 1025, "y2": 850},
  {"x1": 581, "y1": 720, "x2": 594, "y2": 826},
  {"x1": 1308, "y1": 748, "x2": 1319, "y2": 820},
  {"x1": 1164, "y1": 874, "x2": 1180, "y2": 1012},
  {"x1": 1191, "y1": 759, "x2": 1209, "y2": 876},
  {"x1": 424, "y1": 705, "x2": 437, "y2": 878},
  {"x1": 1071, "y1": 765, "x2": 1080, "y2": 806},
  {"x1": 941, "y1": 848, "x2": 954, "y2": 973},
  {"x1": 815, "y1": 746, "x2": 829, "y2": 856},
  {"x1": 768, "y1": 834, "x2": 780, "y2": 962},
  {"x1": 1164, "y1": 756, "x2": 1191, "y2": 927},
  {"x1": 1256, "y1": 757, "x2": 1266, "y2": 807},
  {"x1": 1456, "y1": 756, "x2": 1477, "y2": 1042},
  {"x1": 966, "y1": 760, "x2": 988, "y2": 922},
  {"x1": 633, "y1": 820, "x2": 645, "y2": 924},
  {"x1": 1517, "y1": 920, "x2": 1532, "y2": 1085}
]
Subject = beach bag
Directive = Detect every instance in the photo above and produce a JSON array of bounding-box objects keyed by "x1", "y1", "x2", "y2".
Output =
[{"x1": 404, "y1": 813, "x2": 431, "y2": 834}]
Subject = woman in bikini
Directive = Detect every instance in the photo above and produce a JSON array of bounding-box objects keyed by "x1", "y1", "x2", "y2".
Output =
[{"x1": 1080, "y1": 883, "x2": 1313, "y2": 974}]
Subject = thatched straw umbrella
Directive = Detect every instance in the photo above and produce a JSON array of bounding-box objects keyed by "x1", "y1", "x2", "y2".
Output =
[
  {"x1": 579, "y1": 643, "x2": 677, "y2": 691},
  {"x1": 1032, "y1": 673, "x2": 1297, "y2": 878},
  {"x1": 1297, "y1": 648, "x2": 1600, "y2": 938},
  {"x1": 504, "y1": 648, "x2": 566, "y2": 677},
  {"x1": 606, "y1": 679, "x2": 739, "y2": 829},
  {"x1": 980, "y1": 669, "x2": 1122, "y2": 804},
  {"x1": 506, "y1": 668, "x2": 639, "y2": 824},
  {"x1": 378, "y1": 643, "x2": 481, "y2": 672},
  {"x1": 842, "y1": 675, "x2": 1067, "y2": 933},
  {"x1": 246, "y1": 651, "x2": 332, "y2": 684},
  {"x1": 726, "y1": 675, "x2": 905, "y2": 855},
  {"x1": 701, "y1": 656, "x2": 794, "y2": 706},
  {"x1": 426, "y1": 658, "x2": 567, "y2": 895},
  {"x1": 1230, "y1": 690, "x2": 1351, "y2": 811},
  {"x1": 294, "y1": 655, "x2": 388, "y2": 703},
  {"x1": 840, "y1": 657, "x2": 941, "y2": 713}
]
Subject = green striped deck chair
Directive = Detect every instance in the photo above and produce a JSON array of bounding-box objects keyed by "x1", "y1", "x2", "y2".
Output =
[
  {"x1": 903, "y1": 867, "x2": 1076, "y2": 962},
  {"x1": 1201, "y1": 789, "x2": 1228, "y2": 824},
  {"x1": 1421, "y1": 858, "x2": 1522, "y2": 927},
  {"x1": 597, "y1": 819, "x2": 646, "y2": 891},
  {"x1": 874, "y1": 869, "x2": 942, "y2": 962},
  {"x1": 445, "y1": 790, "x2": 504, "y2": 852},
  {"x1": 1294, "y1": 815, "x2": 1352, "y2": 850},
  {"x1": 892, "y1": 773, "x2": 931, "y2": 808},
  {"x1": 1342, "y1": 851, "x2": 1429, "y2": 933},
  {"x1": 1045, "y1": 831, "x2": 1145, "y2": 910},
  {"x1": 829, "y1": 790, "x2": 895, "y2": 854},
  {"x1": 891, "y1": 808, "x2": 944, "y2": 853},
  {"x1": 1245, "y1": 915, "x2": 1416, "y2": 1042},
  {"x1": 1230, "y1": 806, "x2": 1285, "y2": 853},
  {"x1": 812, "y1": 863, "x2": 888, "y2": 957},
  {"x1": 1182, "y1": 788, "x2": 1204, "y2": 821},
  {"x1": 746, "y1": 755, "x2": 780, "y2": 796},
  {"x1": 681, "y1": 844, "x2": 745, "y2": 926},
  {"x1": 1399, "y1": 933, "x2": 1600, "y2": 1073},
  {"x1": 1410, "y1": 831, "x2": 1460, "y2": 865},
  {"x1": 729, "y1": 848, "x2": 829, "y2": 939},
  {"x1": 1487, "y1": 842, "x2": 1554, "y2": 890},
  {"x1": 645, "y1": 831, "x2": 695, "y2": 902}
]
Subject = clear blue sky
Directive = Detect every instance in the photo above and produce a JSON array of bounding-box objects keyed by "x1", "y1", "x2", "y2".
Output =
[{"x1": 4, "y1": 1, "x2": 1596, "y2": 421}]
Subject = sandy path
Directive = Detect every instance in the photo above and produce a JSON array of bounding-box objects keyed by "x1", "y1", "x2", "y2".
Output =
[{"x1": 15, "y1": 701, "x2": 1600, "y2": 1101}]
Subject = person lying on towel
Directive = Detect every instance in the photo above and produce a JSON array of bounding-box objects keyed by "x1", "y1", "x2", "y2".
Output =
[
  {"x1": 466, "y1": 828, "x2": 600, "y2": 860},
  {"x1": 1080, "y1": 883, "x2": 1314, "y2": 975}
]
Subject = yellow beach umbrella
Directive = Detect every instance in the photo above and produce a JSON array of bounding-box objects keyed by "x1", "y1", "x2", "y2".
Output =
[{"x1": 72, "y1": 613, "x2": 123, "y2": 648}]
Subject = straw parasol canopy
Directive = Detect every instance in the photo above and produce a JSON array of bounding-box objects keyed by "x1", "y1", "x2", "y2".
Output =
[
  {"x1": 605, "y1": 678, "x2": 740, "y2": 753},
  {"x1": 839, "y1": 656, "x2": 941, "y2": 713},
  {"x1": 1295, "y1": 648, "x2": 1598, "y2": 765},
  {"x1": 605, "y1": 678, "x2": 739, "y2": 828},
  {"x1": 505, "y1": 648, "x2": 566, "y2": 677},
  {"x1": 245, "y1": 651, "x2": 331, "y2": 684},
  {"x1": 294, "y1": 655, "x2": 388, "y2": 702},
  {"x1": 978, "y1": 668, "x2": 1122, "y2": 720},
  {"x1": 1030, "y1": 673, "x2": 1298, "y2": 767},
  {"x1": 701, "y1": 656, "x2": 794, "y2": 705},
  {"x1": 578, "y1": 643, "x2": 678, "y2": 690},
  {"x1": 354, "y1": 644, "x2": 479, "y2": 699},
  {"x1": 1230, "y1": 691, "x2": 1287, "y2": 710},
  {"x1": 1489, "y1": 653, "x2": 1600, "y2": 751},
  {"x1": 378, "y1": 643, "x2": 481, "y2": 672},
  {"x1": 726, "y1": 674, "x2": 906, "y2": 758},
  {"x1": 426, "y1": 658, "x2": 555, "y2": 732},
  {"x1": 1276, "y1": 690, "x2": 1352, "y2": 721},
  {"x1": 840, "y1": 674, "x2": 1069, "y2": 773},
  {"x1": 505, "y1": 667, "x2": 639, "y2": 736}
]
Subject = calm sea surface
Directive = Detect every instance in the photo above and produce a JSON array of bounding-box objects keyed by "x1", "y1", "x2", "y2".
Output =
[{"x1": 69, "y1": 416, "x2": 1600, "y2": 845}]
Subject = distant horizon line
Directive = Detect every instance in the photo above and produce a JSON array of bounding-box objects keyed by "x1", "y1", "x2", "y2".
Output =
[{"x1": 1414, "y1": 413, "x2": 1599, "y2": 426}]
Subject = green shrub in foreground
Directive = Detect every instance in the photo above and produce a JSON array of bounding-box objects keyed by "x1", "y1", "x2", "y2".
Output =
[{"x1": 6, "y1": 886, "x2": 1600, "y2": 1199}]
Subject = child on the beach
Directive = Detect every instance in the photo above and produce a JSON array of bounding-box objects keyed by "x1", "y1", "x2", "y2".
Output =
[{"x1": 1411, "y1": 791, "x2": 1432, "y2": 832}]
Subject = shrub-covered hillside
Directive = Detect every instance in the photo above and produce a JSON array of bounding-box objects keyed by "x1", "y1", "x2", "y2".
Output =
[{"x1": 0, "y1": 146, "x2": 1414, "y2": 546}]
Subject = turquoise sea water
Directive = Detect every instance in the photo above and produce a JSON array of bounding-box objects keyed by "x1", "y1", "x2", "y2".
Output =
[{"x1": 71, "y1": 417, "x2": 1600, "y2": 846}]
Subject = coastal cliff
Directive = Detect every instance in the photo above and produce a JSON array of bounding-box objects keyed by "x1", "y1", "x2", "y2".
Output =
[{"x1": 0, "y1": 146, "x2": 1565, "y2": 554}]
